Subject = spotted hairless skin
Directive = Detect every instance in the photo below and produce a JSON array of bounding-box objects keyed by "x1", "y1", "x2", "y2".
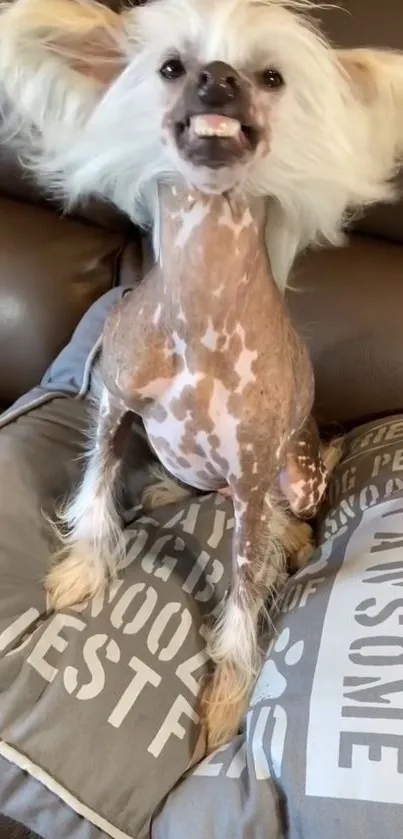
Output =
[{"x1": 46, "y1": 180, "x2": 341, "y2": 749}]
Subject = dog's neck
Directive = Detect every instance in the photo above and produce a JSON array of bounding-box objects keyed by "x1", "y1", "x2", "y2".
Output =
[{"x1": 157, "y1": 182, "x2": 270, "y2": 296}]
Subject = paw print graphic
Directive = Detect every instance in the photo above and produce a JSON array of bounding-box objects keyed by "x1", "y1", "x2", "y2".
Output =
[{"x1": 251, "y1": 627, "x2": 304, "y2": 706}]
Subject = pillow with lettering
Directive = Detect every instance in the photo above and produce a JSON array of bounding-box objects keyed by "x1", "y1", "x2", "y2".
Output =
[
  {"x1": 155, "y1": 414, "x2": 403, "y2": 839},
  {"x1": 0, "y1": 395, "x2": 232, "y2": 839}
]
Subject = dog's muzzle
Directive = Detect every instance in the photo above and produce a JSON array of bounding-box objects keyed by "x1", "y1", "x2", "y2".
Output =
[{"x1": 172, "y1": 61, "x2": 259, "y2": 169}]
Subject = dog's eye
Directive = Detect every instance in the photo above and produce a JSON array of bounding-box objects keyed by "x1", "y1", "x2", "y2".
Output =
[
  {"x1": 159, "y1": 58, "x2": 186, "y2": 81},
  {"x1": 259, "y1": 69, "x2": 284, "y2": 89}
]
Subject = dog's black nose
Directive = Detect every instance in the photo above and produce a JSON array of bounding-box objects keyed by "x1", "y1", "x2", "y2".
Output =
[{"x1": 197, "y1": 61, "x2": 241, "y2": 107}]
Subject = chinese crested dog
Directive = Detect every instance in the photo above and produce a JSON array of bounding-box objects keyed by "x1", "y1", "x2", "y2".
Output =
[{"x1": 1, "y1": 0, "x2": 403, "y2": 747}]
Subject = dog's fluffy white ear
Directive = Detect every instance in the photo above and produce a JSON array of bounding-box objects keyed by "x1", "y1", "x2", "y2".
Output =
[
  {"x1": 0, "y1": 0, "x2": 127, "y2": 149},
  {"x1": 337, "y1": 48, "x2": 403, "y2": 167}
]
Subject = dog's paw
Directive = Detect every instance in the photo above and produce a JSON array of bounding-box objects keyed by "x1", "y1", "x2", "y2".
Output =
[
  {"x1": 45, "y1": 543, "x2": 108, "y2": 611},
  {"x1": 322, "y1": 435, "x2": 344, "y2": 474},
  {"x1": 202, "y1": 658, "x2": 253, "y2": 752},
  {"x1": 142, "y1": 467, "x2": 192, "y2": 510},
  {"x1": 286, "y1": 520, "x2": 314, "y2": 573}
]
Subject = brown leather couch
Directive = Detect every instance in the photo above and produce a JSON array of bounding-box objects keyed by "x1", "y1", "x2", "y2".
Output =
[
  {"x1": 1, "y1": 0, "x2": 403, "y2": 428},
  {"x1": 1, "y1": 1, "x2": 403, "y2": 837},
  {"x1": 0, "y1": 141, "x2": 143, "y2": 413}
]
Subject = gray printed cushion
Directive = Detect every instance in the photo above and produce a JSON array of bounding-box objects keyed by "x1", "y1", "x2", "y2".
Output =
[
  {"x1": 1, "y1": 289, "x2": 403, "y2": 839},
  {"x1": 0, "y1": 396, "x2": 233, "y2": 839},
  {"x1": 155, "y1": 415, "x2": 403, "y2": 839},
  {"x1": 0, "y1": 288, "x2": 231, "y2": 838}
]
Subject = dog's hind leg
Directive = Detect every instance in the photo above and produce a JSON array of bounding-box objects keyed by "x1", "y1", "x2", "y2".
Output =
[
  {"x1": 46, "y1": 386, "x2": 134, "y2": 611},
  {"x1": 280, "y1": 417, "x2": 343, "y2": 521}
]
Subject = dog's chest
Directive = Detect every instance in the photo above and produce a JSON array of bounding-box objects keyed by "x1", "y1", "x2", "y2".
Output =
[
  {"x1": 139, "y1": 290, "x2": 302, "y2": 493},
  {"x1": 143, "y1": 364, "x2": 243, "y2": 492}
]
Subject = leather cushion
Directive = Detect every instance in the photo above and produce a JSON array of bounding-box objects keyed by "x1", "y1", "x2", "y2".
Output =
[
  {"x1": 0, "y1": 194, "x2": 140, "y2": 404},
  {"x1": 289, "y1": 233, "x2": 403, "y2": 428}
]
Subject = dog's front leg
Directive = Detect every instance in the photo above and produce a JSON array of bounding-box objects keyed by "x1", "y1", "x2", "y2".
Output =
[
  {"x1": 202, "y1": 486, "x2": 292, "y2": 751},
  {"x1": 46, "y1": 386, "x2": 134, "y2": 611}
]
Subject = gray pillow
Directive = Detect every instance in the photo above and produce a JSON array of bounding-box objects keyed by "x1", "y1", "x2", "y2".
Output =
[
  {"x1": 3, "y1": 288, "x2": 402, "y2": 839},
  {"x1": 0, "y1": 289, "x2": 233, "y2": 838},
  {"x1": 155, "y1": 414, "x2": 403, "y2": 839},
  {"x1": 0, "y1": 394, "x2": 233, "y2": 839}
]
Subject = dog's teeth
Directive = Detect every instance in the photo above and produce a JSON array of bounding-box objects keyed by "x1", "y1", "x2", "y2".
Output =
[{"x1": 192, "y1": 115, "x2": 241, "y2": 138}]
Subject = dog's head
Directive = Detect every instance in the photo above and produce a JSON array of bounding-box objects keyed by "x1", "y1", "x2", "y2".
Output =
[
  {"x1": 110, "y1": 0, "x2": 346, "y2": 199},
  {"x1": 2, "y1": 0, "x2": 403, "y2": 285},
  {"x1": 160, "y1": 57, "x2": 272, "y2": 191},
  {"x1": 155, "y1": 21, "x2": 280, "y2": 194}
]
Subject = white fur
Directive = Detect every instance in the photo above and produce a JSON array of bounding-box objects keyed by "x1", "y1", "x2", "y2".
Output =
[
  {"x1": 209, "y1": 594, "x2": 260, "y2": 671},
  {"x1": 61, "y1": 446, "x2": 121, "y2": 554},
  {"x1": 46, "y1": 387, "x2": 126, "y2": 609},
  {"x1": 1, "y1": 0, "x2": 403, "y2": 289},
  {"x1": 0, "y1": 0, "x2": 125, "y2": 153}
]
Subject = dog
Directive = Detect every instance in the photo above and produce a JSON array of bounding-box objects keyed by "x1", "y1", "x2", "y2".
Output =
[
  {"x1": 1, "y1": 0, "x2": 403, "y2": 290},
  {"x1": 1, "y1": 0, "x2": 403, "y2": 746},
  {"x1": 46, "y1": 173, "x2": 341, "y2": 748}
]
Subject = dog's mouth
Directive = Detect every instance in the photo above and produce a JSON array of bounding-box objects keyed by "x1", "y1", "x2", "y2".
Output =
[{"x1": 174, "y1": 113, "x2": 259, "y2": 168}]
